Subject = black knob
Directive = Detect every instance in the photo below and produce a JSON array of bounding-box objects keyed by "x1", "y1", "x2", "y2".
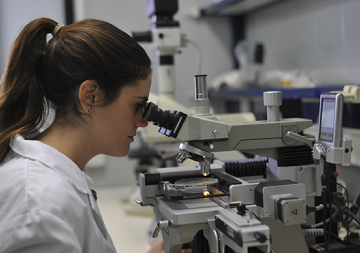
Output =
[
  {"x1": 236, "y1": 203, "x2": 246, "y2": 216},
  {"x1": 254, "y1": 232, "x2": 266, "y2": 243}
]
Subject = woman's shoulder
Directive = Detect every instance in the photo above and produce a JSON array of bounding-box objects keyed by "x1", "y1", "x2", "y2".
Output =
[
  {"x1": 28, "y1": 158, "x2": 92, "y2": 212},
  {"x1": 0, "y1": 154, "x2": 92, "y2": 225},
  {"x1": 0, "y1": 154, "x2": 78, "y2": 197}
]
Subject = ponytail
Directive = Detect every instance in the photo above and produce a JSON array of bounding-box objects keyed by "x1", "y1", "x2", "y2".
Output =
[{"x1": 0, "y1": 18, "x2": 57, "y2": 162}]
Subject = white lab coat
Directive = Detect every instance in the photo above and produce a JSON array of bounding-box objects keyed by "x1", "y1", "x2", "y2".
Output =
[{"x1": 0, "y1": 134, "x2": 117, "y2": 253}]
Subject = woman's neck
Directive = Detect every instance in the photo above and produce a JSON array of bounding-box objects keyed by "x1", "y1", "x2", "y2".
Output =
[{"x1": 36, "y1": 121, "x2": 96, "y2": 170}]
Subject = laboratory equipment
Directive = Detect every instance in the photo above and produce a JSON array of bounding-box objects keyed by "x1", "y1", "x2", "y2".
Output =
[{"x1": 137, "y1": 74, "x2": 357, "y2": 253}]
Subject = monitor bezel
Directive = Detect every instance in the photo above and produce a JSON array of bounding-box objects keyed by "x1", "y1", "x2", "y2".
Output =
[{"x1": 318, "y1": 92, "x2": 344, "y2": 148}]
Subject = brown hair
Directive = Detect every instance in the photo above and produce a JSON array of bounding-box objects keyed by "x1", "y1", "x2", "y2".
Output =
[{"x1": 0, "y1": 17, "x2": 151, "y2": 162}]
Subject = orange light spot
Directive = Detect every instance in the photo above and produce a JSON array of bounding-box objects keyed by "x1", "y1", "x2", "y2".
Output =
[{"x1": 203, "y1": 191, "x2": 210, "y2": 196}]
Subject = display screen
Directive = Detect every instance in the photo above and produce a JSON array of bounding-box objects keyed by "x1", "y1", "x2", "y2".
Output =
[{"x1": 319, "y1": 98, "x2": 335, "y2": 142}]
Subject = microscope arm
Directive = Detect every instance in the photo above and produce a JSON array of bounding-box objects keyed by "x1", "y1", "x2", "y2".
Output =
[{"x1": 144, "y1": 99, "x2": 313, "y2": 164}]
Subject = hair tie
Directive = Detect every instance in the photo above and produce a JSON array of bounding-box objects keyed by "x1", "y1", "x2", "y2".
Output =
[{"x1": 52, "y1": 23, "x2": 64, "y2": 37}]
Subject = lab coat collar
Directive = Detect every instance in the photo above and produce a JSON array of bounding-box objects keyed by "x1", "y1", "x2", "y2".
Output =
[{"x1": 10, "y1": 134, "x2": 91, "y2": 195}]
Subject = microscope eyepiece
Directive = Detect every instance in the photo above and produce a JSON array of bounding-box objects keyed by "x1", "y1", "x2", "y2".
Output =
[
  {"x1": 143, "y1": 102, "x2": 161, "y2": 123},
  {"x1": 143, "y1": 102, "x2": 174, "y2": 129},
  {"x1": 142, "y1": 102, "x2": 187, "y2": 138}
]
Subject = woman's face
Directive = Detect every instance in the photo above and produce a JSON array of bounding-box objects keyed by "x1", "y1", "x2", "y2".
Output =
[{"x1": 94, "y1": 74, "x2": 151, "y2": 157}]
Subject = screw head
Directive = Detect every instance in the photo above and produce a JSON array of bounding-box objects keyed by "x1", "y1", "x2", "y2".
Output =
[
  {"x1": 284, "y1": 202, "x2": 288, "y2": 207},
  {"x1": 285, "y1": 220, "x2": 289, "y2": 224},
  {"x1": 302, "y1": 218, "x2": 306, "y2": 223}
]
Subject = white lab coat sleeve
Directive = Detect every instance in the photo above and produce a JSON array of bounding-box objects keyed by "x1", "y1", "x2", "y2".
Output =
[{"x1": 0, "y1": 211, "x2": 82, "y2": 253}]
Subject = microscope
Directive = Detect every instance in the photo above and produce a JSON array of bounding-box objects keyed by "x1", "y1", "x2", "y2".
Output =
[{"x1": 137, "y1": 74, "x2": 356, "y2": 253}]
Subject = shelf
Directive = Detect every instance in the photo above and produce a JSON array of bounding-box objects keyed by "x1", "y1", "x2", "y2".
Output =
[
  {"x1": 200, "y1": 0, "x2": 282, "y2": 16},
  {"x1": 211, "y1": 86, "x2": 346, "y2": 99}
]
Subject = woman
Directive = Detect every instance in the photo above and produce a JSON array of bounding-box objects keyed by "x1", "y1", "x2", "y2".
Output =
[{"x1": 0, "y1": 17, "x2": 164, "y2": 253}]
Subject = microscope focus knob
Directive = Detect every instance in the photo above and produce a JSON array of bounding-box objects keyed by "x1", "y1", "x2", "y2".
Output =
[{"x1": 254, "y1": 232, "x2": 267, "y2": 243}]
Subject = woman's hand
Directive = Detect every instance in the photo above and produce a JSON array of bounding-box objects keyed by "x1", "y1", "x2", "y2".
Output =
[
  {"x1": 147, "y1": 238, "x2": 192, "y2": 253},
  {"x1": 147, "y1": 238, "x2": 164, "y2": 253}
]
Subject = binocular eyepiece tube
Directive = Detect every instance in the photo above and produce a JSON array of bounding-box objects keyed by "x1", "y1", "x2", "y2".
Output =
[
  {"x1": 143, "y1": 102, "x2": 172, "y2": 129},
  {"x1": 142, "y1": 102, "x2": 187, "y2": 139}
]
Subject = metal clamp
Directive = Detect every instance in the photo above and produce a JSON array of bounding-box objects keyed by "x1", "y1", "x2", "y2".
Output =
[{"x1": 152, "y1": 220, "x2": 170, "y2": 238}]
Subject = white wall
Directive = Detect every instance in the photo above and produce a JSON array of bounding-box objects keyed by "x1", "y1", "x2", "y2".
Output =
[{"x1": 0, "y1": 0, "x2": 65, "y2": 75}]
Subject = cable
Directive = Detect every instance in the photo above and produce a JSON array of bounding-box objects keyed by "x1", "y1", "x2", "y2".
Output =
[
  {"x1": 323, "y1": 173, "x2": 332, "y2": 252},
  {"x1": 183, "y1": 37, "x2": 202, "y2": 75},
  {"x1": 303, "y1": 228, "x2": 324, "y2": 238},
  {"x1": 320, "y1": 170, "x2": 339, "y2": 252},
  {"x1": 311, "y1": 204, "x2": 339, "y2": 228},
  {"x1": 251, "y1": 211, "x2": 261, "y2": 222},
  {"x1": 316, "y1": 204, "x2": 325, "y2": 211},
  {"x1": 329, "y1": 178, "x2": 360, "y2": 252},
  {"x1": 321, "y1": 170, "x2": 345, "y2": 252},
  {"x1": 337, "y1": 179, "x2": 347, "y2": 196},
  {"x1": 343, "y1": 193, "x2": 360, "y2": 227},
  {"x1": 347, "y1": 211, "x2": 360, "y2": 227},
  {"x1": 302, "y1": 229, "x2": 344, "y2": 244},
  {"x1": 330, "y1": 179, "x2": 351, "y2": 241}
]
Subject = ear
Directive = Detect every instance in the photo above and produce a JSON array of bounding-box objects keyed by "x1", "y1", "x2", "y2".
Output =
[{"x1": 78, "y1": 80, "x2": 102, "y2": 113}]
